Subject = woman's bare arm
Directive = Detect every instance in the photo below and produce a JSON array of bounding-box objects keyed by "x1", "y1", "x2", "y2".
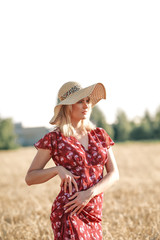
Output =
[
  {"x1": 25, "y1": 149, "x2": 80, "y2": 193},
  {"x1": 25, "y1": 149, "x2": 59, "y2": 185}
]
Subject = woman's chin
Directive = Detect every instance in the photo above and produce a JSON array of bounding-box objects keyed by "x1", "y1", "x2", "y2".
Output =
[{"x1": 81, "y1": 116, "x2": 88, "y2": 120}]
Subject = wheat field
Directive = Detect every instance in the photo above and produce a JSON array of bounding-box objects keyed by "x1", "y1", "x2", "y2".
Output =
[{"x1": 0, "y1": 142, "x2": 160, "y2": 240}]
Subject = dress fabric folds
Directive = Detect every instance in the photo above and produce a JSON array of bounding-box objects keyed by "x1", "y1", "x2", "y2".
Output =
[{"x1": 34, "y1": 127, "x2": 114, "y2": 240}]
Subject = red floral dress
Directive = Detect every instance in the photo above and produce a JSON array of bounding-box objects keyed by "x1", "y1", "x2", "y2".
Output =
[{"x1": 34, "y1": 127, "x2": 114, "y2": 240}]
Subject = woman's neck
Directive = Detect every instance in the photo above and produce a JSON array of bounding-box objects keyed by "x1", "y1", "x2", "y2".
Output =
[
  {"x1": 71, "y1": 120, "x2": 87, "y2": 136},
  {"x1": 71, "y1": 120, "x2": 81, "y2": 130}
]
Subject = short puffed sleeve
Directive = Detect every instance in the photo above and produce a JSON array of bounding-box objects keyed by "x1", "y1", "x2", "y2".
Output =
[
  {"x1": 34, "y1": 131, "x2": 57, "y2": 156},
  {"x1": 97, "y1": 127, "x2": 114, "y2": 149}
]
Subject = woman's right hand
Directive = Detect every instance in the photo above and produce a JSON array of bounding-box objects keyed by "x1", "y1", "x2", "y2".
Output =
[{"x1": 57, "y1": 166, "x2": 80, "y2": 195}]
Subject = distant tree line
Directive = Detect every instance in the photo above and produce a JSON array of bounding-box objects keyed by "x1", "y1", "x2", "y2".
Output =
[
  {"x1": 0, "y1": 118, "x2": 18, "y2": 150},
  {"x1": 91, "y1": 106, "x2": 160, "y2": 142},
  {"x1": 0, "y1": 106, "x2": 160, "y2": 149}
]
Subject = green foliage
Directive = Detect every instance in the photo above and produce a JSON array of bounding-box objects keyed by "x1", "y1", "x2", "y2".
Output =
[
  {"x1": 91, "y1": 105, "x2": 160, "y2": 142},
  {"x1": 0, "y1": 118, "x2": 18, "y2": 150},
  {"x1": 113, "y1": 109, "x2": 131, "y2": 141},
  {"x1": 153, "y1": 106, "x2": 160, "y2": 138},
  {"x1": 90, "y1": 106, "x2": 114, "y2": 138},
  {"x1": 130, "y1": 111, "x2": 154, "y2": 140}
]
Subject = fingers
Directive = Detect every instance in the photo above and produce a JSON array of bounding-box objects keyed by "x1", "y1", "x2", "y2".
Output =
[
  {"x1": 71, "y1": 178, "x2": 78, "y2": 192},
  {"x1": 68, "y1": 178, "x2": 72, "y2": 195},
  {"x1": 63, "y1": 176, "x2": 74, "y2": 194},
  {"x1": 64, "y1": 177, "x2": 68, "y2": 193},
  {"x1": 61, "y1": 175, "x2": 79, "y2": 194},
  {"x1": 64, "y1": 194, "x2": 77, "y2": 208},
  {"x1": 64, "y1": 200, "x2": 77, "y2": 213},
  {"x1": 60, "y1": 179, "x2": 64, "y2": 187},
  {"x1": 68, "y1": 192, "x2": 78, "y2": 200},
  {"x1": 64, "y1": 200, "x2": 84, "y2": 216},
  {"x1": 73, "y1": 175, "x2": 80, "y2": 179},
  {"x1": 65, "y1": 204, "x2": 84, "y2": 215},
  {"x1": 71, "y1": 205, "x2": 84, "y2": 216},
  {"x1": 76, "y1": 205, "x2": 85, "y2": 215},
  {"x1": 64, "y1": 192, "x2": 86, "y2": 216},
  {"x1": 70, "y1": 205, "x2": 82, "y2": 216}
]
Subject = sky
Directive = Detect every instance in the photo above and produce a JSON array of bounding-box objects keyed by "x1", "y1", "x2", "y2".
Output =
[{"x1": 0, "y1": 1, "x2": 160, "y2": 129}]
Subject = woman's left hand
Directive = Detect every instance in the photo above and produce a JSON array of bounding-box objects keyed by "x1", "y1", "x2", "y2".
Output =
[{"x1": 64, "y1": 189, "x2": 94, "y2": 216}]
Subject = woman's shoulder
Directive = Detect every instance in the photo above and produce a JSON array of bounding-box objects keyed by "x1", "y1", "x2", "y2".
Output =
[
  {"x1": 91, "y1": 127, "x2": 106, "y2": 135},
  {"x1": 89, "y1": 127, "x2": 106, "y2": 141},
  {"x1": 37, "y1": 128, "x2": 60, "y2": 143},
  {"x1": 91, "y1": 127, "x2": 114, "y2": 147},
  {"x1": 46, "y1": 127, "x2": 60, "y2": 136},
  {"x1": 34, "y1": 127, "x2": 61, "y2": 151}
]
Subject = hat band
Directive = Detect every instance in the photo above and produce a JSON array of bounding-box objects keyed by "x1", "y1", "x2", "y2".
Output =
[{"x1": 58, "y1": 85, "x2": 81, "y2": 103}]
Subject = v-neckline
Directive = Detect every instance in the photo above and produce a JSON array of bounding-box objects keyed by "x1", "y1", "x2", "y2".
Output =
[
  {"x1": 71, "y1": 132, "x2": 90, "y2": 152},
  {"x1": 59, "y1": 130, "x2": 91, "y2": 152}
]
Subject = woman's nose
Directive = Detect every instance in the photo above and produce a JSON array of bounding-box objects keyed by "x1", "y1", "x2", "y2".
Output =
[{"x1": 83, "y1": 101, "x2": 88, "y2": 108}]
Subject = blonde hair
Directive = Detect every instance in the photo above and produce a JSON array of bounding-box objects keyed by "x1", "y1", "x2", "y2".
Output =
[{"x1": 54, "y1": 105, "x2": 95, "y2": 137}]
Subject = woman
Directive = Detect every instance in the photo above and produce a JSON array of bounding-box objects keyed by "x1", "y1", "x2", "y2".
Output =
[{"x1": 25, "y1": 81, "x2": 119, "y2": 240}]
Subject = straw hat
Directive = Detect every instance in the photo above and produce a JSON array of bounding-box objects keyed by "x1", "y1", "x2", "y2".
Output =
[{"x1": 49, "y1": 81, "x2": 106, "y2": 125}]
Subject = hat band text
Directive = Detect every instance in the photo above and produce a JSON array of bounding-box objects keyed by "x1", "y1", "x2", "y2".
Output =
[{"x1": 58, "y1": 85, "x2": 81, "y2": 103}]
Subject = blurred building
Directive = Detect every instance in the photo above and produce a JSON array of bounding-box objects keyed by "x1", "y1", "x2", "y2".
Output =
[{"x1": 14, "y1": 123, "x2": 50, "y2": 146}]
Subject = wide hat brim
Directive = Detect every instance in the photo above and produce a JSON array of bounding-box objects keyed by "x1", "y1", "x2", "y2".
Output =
[{"x1": 49, "y1": 82, "x2": 106, "y2": 125}]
